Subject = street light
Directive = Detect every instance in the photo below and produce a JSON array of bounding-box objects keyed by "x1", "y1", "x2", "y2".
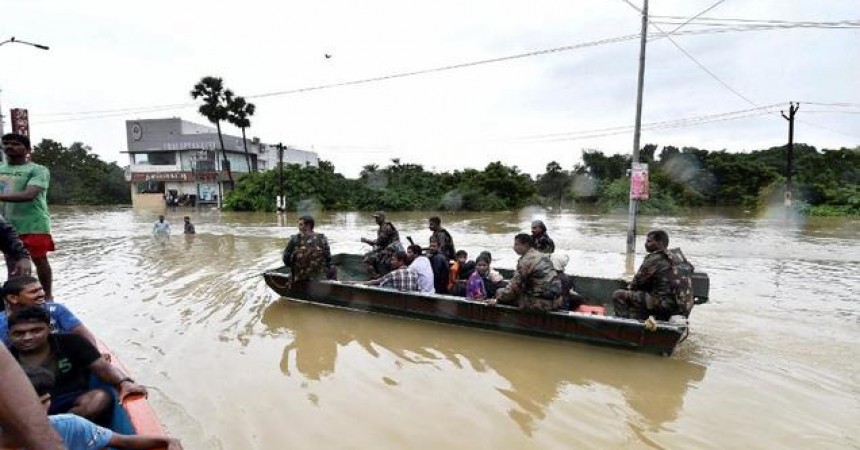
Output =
[
  {"x1": 0, "y1": 37, "x2": 50, "y2": 50},
  {"x1": 0, "y1": 36, "x2": 49, "y2": 136}
]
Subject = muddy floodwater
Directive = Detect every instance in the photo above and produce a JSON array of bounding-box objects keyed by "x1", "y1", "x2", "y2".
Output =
[{"x1": 50, "y1": 206, "x2": 858, "y2": 449}]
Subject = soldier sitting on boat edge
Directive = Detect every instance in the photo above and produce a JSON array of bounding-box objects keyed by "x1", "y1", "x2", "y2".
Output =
[
  {"x1": 488, "y1": 233, "x2": 560, "y2": 312},
  {"x1": 612, "y1": 230, "x2": 692, "y2": 321},
  {"x1": 283, "y1": 215, "x2": 335, "y2": 283}
]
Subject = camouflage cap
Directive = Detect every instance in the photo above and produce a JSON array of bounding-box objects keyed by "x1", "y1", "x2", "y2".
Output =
[{"x1": 372, "y1": 211, "x2": 386, "y2": 218}]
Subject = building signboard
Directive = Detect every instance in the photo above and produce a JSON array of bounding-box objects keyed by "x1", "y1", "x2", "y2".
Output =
[
  {"x1": 130, "y1": 171, "x2": 223, "y2": 183},
  {"x1": 10, "y1": 109, "x2": 29, "y2": 136}
]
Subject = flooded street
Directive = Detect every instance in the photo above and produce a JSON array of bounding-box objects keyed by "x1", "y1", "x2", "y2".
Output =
[{"x1": 50, "y1": 206, "x2": 859, "y2": 449}]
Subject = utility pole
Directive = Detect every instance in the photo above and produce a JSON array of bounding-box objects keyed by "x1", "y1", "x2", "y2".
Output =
[
  {"x1": 781, "y1": 102, "x2": 799, "y2": 204},
  {"x1": 276, "y1": 143, "x2": 285, "y2": 212},
  {"x1": 626, "y1": 0, "x2": 649, "y2": 260},
  {"x1": 0, "y1": 88, "x2": 5, "y2": 136}
]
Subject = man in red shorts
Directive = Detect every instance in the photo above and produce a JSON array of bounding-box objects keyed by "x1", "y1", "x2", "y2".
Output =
[{"x1": 0, "y1": 133, "x2": 54, "y2": 300}]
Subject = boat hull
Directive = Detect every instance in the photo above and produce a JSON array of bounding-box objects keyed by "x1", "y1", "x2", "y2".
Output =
[
  {"x1": 95, "y1": 341, "x2": 168, "y2": 448},
  {"x1": 263, "y1": 256, "x2": 696, "y2": 355}
]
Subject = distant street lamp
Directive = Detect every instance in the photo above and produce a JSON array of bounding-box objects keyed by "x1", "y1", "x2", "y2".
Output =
[
  {"x1": 0, "y1": 36, "x2": 49, "y2": 136},
  {"x1": 0, "y1": 36, "x2": 50, "y2": 50}
]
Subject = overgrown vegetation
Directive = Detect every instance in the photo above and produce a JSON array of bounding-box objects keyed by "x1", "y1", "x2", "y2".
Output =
[
  {"x1": 224, "y1": 143, "x2": 858, "y2": 216},
  {"x1": 31, "y1": 139, "x2": 130, "y2": 205}
]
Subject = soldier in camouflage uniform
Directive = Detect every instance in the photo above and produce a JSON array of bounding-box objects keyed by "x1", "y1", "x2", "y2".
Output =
[
  {"x1": 612, "y1": 230, "x2": 682, "y2": 321},
  {"x1": 361, "y1": 211, "x2": 402, "y2": 277},
  {"x1": 428, "y1": 216, "x2": 456, "y2": 261},
  {"x1": 283, "y1": 215, "x2": 333, "y2": 282},
  {"x1": 490, "y1": 233, "x2": 559, "y2": 311}
]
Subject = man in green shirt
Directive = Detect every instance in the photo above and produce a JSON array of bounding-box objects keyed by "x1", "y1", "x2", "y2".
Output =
[{"x1": 0, "y1": 133, "x2": 54, "y2": 300}]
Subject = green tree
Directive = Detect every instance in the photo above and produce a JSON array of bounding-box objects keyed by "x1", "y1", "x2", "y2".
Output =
[
  {"x1": 190, "y1": 76, "x2": 234, "y2": 187},
  {"x1": 536, "y1": 161, "x2": 572, "y2": 209},
  {"x1": 226, "y1": 95, "x2": 256, "y2": 172},
  {"x1": 31, "y1": 139, "x2": 130, "y2": 205}
]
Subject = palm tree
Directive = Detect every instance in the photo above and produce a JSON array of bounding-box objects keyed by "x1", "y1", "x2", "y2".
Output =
[
  {"x1": 190, "y1": 76, "x2": 234, "y2": 188},
  {"x1": 226, "y1": 95, "x2": 256, "y2": 172}
]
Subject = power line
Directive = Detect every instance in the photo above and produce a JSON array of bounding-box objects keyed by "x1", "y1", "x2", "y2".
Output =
[
  {"x1": 35, "y1": 19, "x2": 860, "y2": 122},
  {"x1": 511, "y1": 104, "x2": 783, "y2": 143}
]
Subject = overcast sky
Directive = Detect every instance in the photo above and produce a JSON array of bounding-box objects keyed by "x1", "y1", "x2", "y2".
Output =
[{"x1": 2, "y1": 0, "x2": 858, "y2": 177}]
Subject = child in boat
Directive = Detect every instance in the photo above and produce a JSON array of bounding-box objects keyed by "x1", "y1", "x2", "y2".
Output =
[
  {"x1": 3, "y1": 366, "x2": 183, "y2": 450},
  {"x1": 465, "y1": 253, "x2": 506, "y2": 300},
  {"x1": 0, "y1": 276, "x2": 97, "y2": 348}
]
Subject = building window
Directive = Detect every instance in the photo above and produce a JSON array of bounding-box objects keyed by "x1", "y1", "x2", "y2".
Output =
[
  {"x1": 136, "y1": 181, "x2": 165, "y2": 194},
  {"x1": 134, "y1": 153, "x2": 176, "y2": 165}
]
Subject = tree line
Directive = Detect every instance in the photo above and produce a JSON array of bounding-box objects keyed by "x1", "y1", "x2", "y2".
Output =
[
  {"x1": 223, "y1": 143, "x2": 859, "y2": 216},
  {"x1": 30, "y1": 139, "x2": 130, "y2": 205}
]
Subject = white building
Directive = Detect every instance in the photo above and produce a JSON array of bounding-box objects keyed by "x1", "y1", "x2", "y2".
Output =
[{"x1": 122, "y1": 118, "x2": 318, "y2": 208}]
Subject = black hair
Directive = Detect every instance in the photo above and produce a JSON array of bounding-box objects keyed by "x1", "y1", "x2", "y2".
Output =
[
  {"x1": 8, "y1": 306, "x2": 50, "y2": 328},
  {"x1": 391, "y1": 251, "x2": 408, "y2": 263},
  {"x1": 299, "y1": 215, "x2": 315, "y2": 229},
  {"x1": 429, "y1": 236, "x2": 440, "y2": 244},
  {"x1": 24, "y1": 366, "x2": 55, "y2": 397},
  {"x1": 428, "y1": 216, "x2": 441, "y2": 226},
  {"x1": 2, "y1": 276, "x2": 40, "y2": 298},
  {"x1": 1, "y1": 133, "x2": 31, "y2": 150},
  {"x1": 476, "y1": 254, "x2": 491, "y2": 264},
  {"x1": 647, "y1": 230, "x2": 670, "y2": 247},
  {"x1": 456, "y1": 250, "x2": 467, "y2": 258},
  {"x1": 407, "y1": 244, "x2": 423, "y2": 255},
  {"x1": 478, "y1": 251, "x2": 492, "y2": 263},
  {"x1": 514, "y1": 233, "x2": 534, "y2": 247}
]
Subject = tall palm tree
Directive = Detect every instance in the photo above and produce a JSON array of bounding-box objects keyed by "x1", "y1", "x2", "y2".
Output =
[
  {"x1": 190, "y1": 76, "x2": 234, "y2": 188},
  {"x1": 226, "y1": 95, "x2": 256, "y2": 172}
]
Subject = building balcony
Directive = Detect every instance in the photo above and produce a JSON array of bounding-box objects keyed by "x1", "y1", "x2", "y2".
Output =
[{"x1": 129, "y1": 164, "x2": 181, "y2": 173}]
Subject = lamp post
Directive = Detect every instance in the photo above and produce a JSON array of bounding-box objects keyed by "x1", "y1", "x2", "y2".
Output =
[{"x1": 0, "y1": 37, "x2": 50, "y2": 136}]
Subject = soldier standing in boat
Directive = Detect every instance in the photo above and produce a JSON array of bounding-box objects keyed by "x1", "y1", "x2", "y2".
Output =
[
  {"x1": 428, "y1": 216, "x2": 456, "y2": 261},
  {"x1": 283, "y1": 215, "x2": 333, "y2": 282},
  {"x1": 360, "y1": 211, "x2": 402, "y2": 277},
  {"x1": 612, "y1": 230, "x2": 683, "y2": 321},
  {"x1": 490, "y1": 233, "x2": 559, "y2": 311},
  {"x1": 531, "y1": 220, "x2": 555, "y2": 254}
]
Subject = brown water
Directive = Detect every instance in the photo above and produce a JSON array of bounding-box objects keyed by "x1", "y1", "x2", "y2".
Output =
[{"x1": 50, "y1": 206, "x2": 859, "y2": 449}]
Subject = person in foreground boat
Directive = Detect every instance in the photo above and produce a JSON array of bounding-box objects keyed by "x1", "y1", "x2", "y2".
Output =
[
  {"x1": 489, "y1": 234, "x2": 559, "y2": 311},
  {"x1": 364, "y1": 251, "x2": 419, "y2": 292},
  {"x1": 7, "y1": 307, "x2": 147, "y2": 423},
  {"x1": 0, "y1": 133, "x2": 55, "y2": 301},
  {"x1": 0, "y1": 276, "x2": 97, "y2": 348},
  {"x1": 0, "y1": 344, "x2": 65, "y2": 449},
  {"x1": 0, "y1": 213, "x2": 32, "y2": 278},
  {"x1": 612, "y1": 230, "x2": 684, "y2": 321},
  {"x1": 360, "y1": 211, "x2": 402, "y2": 277},
  {"x1": 5, "y1": 366, "x2": 183, "y2": 450},
  {"x1": 282, "y1": 215, "x2": 334, "y2": 283}
]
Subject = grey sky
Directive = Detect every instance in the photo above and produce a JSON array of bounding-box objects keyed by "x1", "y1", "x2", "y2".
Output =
[{"x1": 2, "y1": 0, "x2": 858, "y2": 177}]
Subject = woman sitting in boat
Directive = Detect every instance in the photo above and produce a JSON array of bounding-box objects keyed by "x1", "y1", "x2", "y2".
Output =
[{"x1": 465, "y1": 254, "x2": 505, "y2": 300}]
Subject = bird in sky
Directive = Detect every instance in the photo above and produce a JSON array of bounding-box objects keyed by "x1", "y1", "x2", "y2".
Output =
[{"x1": 324, "y1": 53, "x2": 332, "y2": 59}]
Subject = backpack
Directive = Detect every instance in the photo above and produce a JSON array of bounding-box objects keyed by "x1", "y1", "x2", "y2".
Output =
[
  {"x1": 667, "y1": 248, "x2": 695, "y2": 317},
  {"x1": 290, "y1": 234, "x2": 326, "y2": 281}
]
